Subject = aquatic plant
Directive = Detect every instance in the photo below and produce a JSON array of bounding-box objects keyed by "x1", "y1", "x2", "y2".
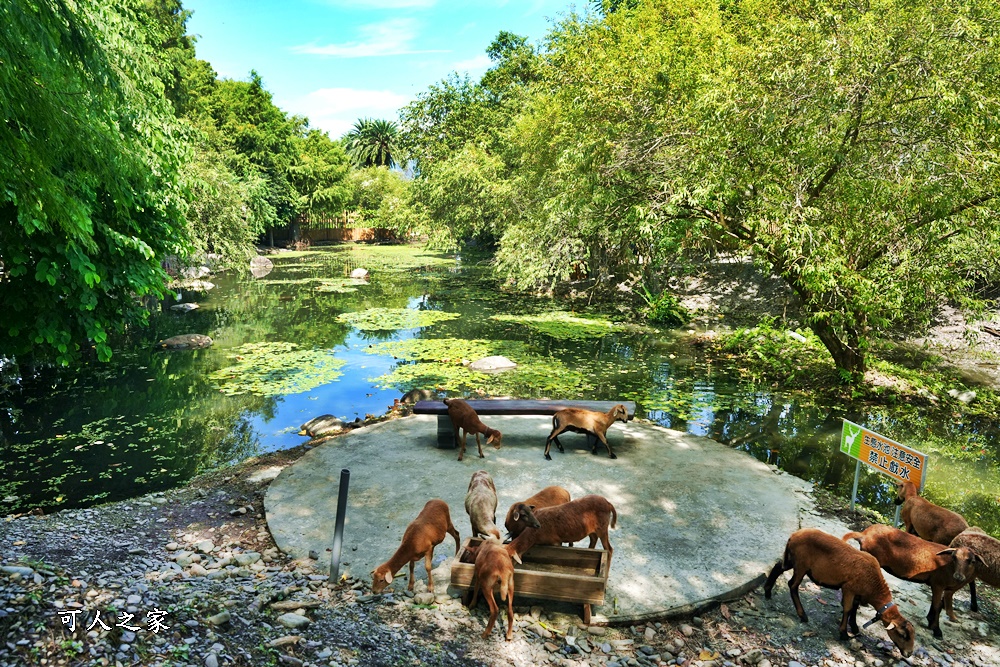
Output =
[
  {"x1": 338, "y1": 307, "x2": 459, "y2": 331},
  {"x1": 208, "y1": 342, "x2": 346, "y2": 396},
  {"x1": 490, "y1": 311, "x2": 653, "y2": 340}
]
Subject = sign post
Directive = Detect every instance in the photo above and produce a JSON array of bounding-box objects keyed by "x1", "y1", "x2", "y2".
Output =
[{"x1": 840, "y1": 420, "x2": 928, "y2": 514}]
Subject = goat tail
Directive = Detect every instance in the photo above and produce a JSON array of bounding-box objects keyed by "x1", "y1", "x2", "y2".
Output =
[
  {"x1": 781, "y1": 542, "x2": 794, "y2": 571},
  {"x1": 500, "y1": 573, "x2": 512, "y2": 601},
  {"x1": 443, "y1": 398, "x2": 455, "y2": 406},
  {"x1": 842, "y1": 531, "x2": 863, "y2": 546},
  {"x1": 609, "y1": 503, "x2": 618, "y2": 529}
]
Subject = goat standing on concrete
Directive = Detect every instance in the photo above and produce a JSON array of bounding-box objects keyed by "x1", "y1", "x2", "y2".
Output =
[
  {"x1": 468, "y1": 535, "x2": 519, "y2": 640},
  {"x1": 764, "y1": 528, "x2": 915, "y2": 657},
  {"x1": 895, "y1": 482, "x2": 969, "y2": 545},
  {"x1": 843, "y1": 524, "x2": 980, "y2": 638},
  {"x1": 544, "y1": 404, "x2": 629, "y2": 460},
  {"x1": 465, "y1": 470, "x2": 502, "y2": 540},
  {"x1": 504, "y1": 485, "x2": 572, "y2": 539},
  {"x1": 443, "y1": 398, "x2": 503, "y2": 462},
  {"x1": 505, "y1": 495, "x2": 617, "y2": 561},
  {"x1": 371, "y1": 499, "x2": 460, "y2": 595}
]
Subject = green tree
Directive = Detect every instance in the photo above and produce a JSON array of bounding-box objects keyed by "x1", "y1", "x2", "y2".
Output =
[
  {"x1": 347, "y1": 167, "x2": 423, "y2": 237},
  {"x1": 290, "y1": 128, "x2": 352, "y2": 220},
  {"x1": 345, "y1": 119, "x2": 400, "y2": 169},
  {"x1": 507, "y1": 0, "x2": 1000, "y2": 380},
  {"x1": 0, "y1": 0, "x2": 189, "y2": 364},
  {"x1": 205, "y1": 71, "x2": 302, "y2": 231}
]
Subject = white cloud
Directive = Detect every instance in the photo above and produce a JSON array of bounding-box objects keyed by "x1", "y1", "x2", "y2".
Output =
[
  {"x1": 287, "y1": 87, "x2": 412, "y2": 138},
  {"x1": 293, "y1": 18, "x2": 447, "y2": 58},
  {"x1": 451, "y1": 53, "x2": 492, "y2": 75}
]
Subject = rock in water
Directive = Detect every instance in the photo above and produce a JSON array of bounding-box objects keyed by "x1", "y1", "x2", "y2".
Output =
[
  {"x1": 170, "y1": 303, "x2": 199, "y2": 313},
  {"x1": 156, "y1": 334, "x2": 213, "y2": 350},
  {"x1": 299, "y1": 415, "x2": 344, "y2": 437},
  {"x1": 350, "y1": 268, "x2": 369, "y2": 279},
  {"x1": 401, "y1": 388, "x2": 437, "y2": 404},
  {"x1": 250, "y1": 255, "x2": 274, "y2": 278},
  {"x1": 468, "y1": 355, "x2": 517, "y2": 373}
]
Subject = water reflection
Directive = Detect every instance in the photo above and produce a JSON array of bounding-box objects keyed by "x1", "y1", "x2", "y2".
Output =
[{"x1": 0, "y1": 245, "x2": 998, "y2": 534}]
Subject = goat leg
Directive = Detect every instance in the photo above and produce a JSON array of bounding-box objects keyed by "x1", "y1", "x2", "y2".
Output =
[
  {"x1": 425, "y1": 550, "x2": 436, "y2": 594},
  {"x1": 928, "y1": 587, "x2": 944, "y2": 638},
  {"x1": 407, "y1": 560, "x2": 416, "y2": 592},
  {"x1": 763, "y1": 560, "x2": 785, "y2": 599},
  {"x1": 456, "y1": 426, "x2": 466, "y2": 461},
  {"x1": 970, "y1": 580, "x2": 979, "y2": 612},
  {"x1": 482, "y1": 587, "x2": 499, "y2": 639},
  {"x1": 787, "y1": 568, "x2": 808, "y2": 622},
  {"x1": 475, "y1": 432, "x2": 485, "y2": 458},
  {"x1": 596, "y1": 431, "x2": 617, "y2": 459}
]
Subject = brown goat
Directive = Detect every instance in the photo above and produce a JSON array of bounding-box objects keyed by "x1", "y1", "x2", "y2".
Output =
[
  {"x1": 504, "y1": 485, "x2": 572, "y2": 538},
  {"x1": 763, "y1": 528, "x2": 915, "y2": 657},
  {"x1": 896, "y1": 482, "x2": 969, "y2": 545},
  {"x1": 465, "y1": 470, "x2": 502, "y2": 540},
  {"x1": 371, "y1": 499, "x2": 460, "y2": 595},
  {"x1": 444, "y1": 398, "x2": 502, "y2": 461},
  {"x1": 544, "y1": 404, "x2": 629, "y2": 460},
  {"x1": 468, "y1": 536, "x2": 519, "y2": 640},
  {"x1": 506, "y1": 495, "x2": 617, "y2": 561},
  {"x1": 843, "y1": 524, "x2": 980, "y2": 638},
  {"x1": 947, "y1": 527, "x2": 1000, "y2": 613}
]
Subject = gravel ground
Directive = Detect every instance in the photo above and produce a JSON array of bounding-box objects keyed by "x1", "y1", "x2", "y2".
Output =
[{"x1": 2, "y1": 435, "x2": 999, "y2": 667}]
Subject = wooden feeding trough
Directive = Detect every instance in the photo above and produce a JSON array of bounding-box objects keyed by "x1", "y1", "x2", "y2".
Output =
[{"x1": 450, "y1": 537, "x2": 611, "y2": 624}]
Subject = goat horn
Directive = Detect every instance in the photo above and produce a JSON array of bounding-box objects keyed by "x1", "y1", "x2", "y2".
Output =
[{"x1": 885, "y1": 622, "x2": 896, "y2": 631}]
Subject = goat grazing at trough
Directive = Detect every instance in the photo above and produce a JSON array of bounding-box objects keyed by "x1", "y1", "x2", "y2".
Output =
[
  {"x1": 504, "y1": 485, "x2": 572, "y2": 539},
  {"x1": 443, "y1": 398, "x2": 503, "y2": 462},
  {"x1": 468, "y1": 535, "x2": 521, "y2": 640},
  {"x1": 947, "y1": 527, "x2": 1000, "y2": 613},
  {"x1": 505, "y1": 495, "x2": 617, "y2": 561},
  {"x1": 544, "y1": 404, "x2": 630, "y2": 460},
  {"x1": 896, "y1": 482, "x2": 969, "y2": 545},
  {"x1": 465, "y1": 470, "x2": 502, "y2": 540},
  {"x1": 371, "y1": 499, "x2": 460, "y2": 595},
  {"x1": 843, "y1": 524, "x2": 981, "y2": 638},
  {"x1": 764, "y1": 528, "x2": 915, "y2": 657}
]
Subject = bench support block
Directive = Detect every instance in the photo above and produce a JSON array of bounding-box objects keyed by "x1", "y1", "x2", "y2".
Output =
[{"x1": 436, "y1": 415, "x2": 455, "y2": 449}]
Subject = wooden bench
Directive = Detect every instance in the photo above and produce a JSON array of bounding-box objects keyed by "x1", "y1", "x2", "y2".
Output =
[
  {"x1": 450, "y1": 536, "x2": 610, "y2": 624},
  {"x1": 413, "y1": 399, "x2": 636, "y2": 448}
]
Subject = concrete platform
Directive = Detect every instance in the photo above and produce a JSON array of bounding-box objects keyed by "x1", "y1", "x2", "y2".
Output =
[{"x1": 265, "y1": 414, "x2": 820, "y2": 623}]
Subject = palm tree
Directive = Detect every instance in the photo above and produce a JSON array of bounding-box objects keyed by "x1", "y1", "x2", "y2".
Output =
[{"x1": 345, "y1": 118, "x2": 399, "y2": 168}]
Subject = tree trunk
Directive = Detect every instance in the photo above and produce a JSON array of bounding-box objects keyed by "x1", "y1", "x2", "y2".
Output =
[{"x1": 811, "y1": 319, "x2": 866, "y2": 381}]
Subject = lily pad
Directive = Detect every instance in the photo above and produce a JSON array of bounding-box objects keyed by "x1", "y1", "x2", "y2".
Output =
[
  {"x1": 491, "y1": 311, "x2": 626, "y2": 340},
  {"x1": 315, "y1": 278, "x2": 368, "y2": 293},
  {"x1": 208, "y1": 342, "x2": 346, "y2": 396},
  {"x1": 338, "y1": 308, "x2": 459, "y2": 331}
]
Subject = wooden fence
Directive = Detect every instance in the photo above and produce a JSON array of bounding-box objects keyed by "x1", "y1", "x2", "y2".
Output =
[{"x1": 270, "y1": 212, "x2": 398, "y2": 244}]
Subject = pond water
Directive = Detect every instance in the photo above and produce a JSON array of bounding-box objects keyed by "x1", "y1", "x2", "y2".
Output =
[{"x1": 2, "y1": 245, "x2": 998, "y2": 532}]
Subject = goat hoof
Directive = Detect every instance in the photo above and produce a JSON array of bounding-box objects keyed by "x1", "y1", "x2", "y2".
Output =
[
  {"x1": 933, "y1": 628, "x2": 943, "y2": 639},
  {"x1": 544, "y1": 454, "x2": 552, "y2": 461},
  {"x1": 609, "y1": 453, "x2": 617, "y2": 459}
]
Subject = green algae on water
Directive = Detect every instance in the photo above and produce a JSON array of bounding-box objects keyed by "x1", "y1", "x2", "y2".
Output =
[
  {"x1": 490, "y1": 311, "x2": 655, "y2": 340},
  {"x1": 338, "y1": 308, "x2": 459, "y2": 331},
  {"x1": 208, "y1": 342, "x2": 346, "y2": 396}
]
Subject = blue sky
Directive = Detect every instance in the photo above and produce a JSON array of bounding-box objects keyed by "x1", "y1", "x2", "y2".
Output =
[{"x1": 185, "y1": 0, "x2": 580, "y2": 139}]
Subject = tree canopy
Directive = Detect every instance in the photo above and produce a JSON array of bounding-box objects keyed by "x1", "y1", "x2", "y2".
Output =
[
  {"x1": 401, "y1": 0, "x2": 1000, "y2": 380},
  {"x1": 0, "y1": 0, "x2": 189, "y2": 364}
]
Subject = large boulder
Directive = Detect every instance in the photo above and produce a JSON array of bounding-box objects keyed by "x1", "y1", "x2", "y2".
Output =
[
  {"x1": 156, "y1": 334, "x2": 213, "y2": 351},
  {"x1": 300, "y1": 415, "x2": 345, "y2": 438},
  {"x1": 468, "y1": 356, "x2": 517, "y2": 373},
  {"x1": 349, "y1": 268, "x2": 369, "y2": 279},
  {"x1": 401, "y1": 388, "x2": 439, "y2": 404}
]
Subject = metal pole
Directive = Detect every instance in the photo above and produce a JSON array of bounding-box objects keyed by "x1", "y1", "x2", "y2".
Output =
[
  {"x1": 330, "y1": 469, "x2": 350, "y2": 582},
  {"x1": 894, "y1": 504, "x2": 901, "y2": 528},
  {"x1": 850, "y1": 460, "x2": 861, "y2": 512}
]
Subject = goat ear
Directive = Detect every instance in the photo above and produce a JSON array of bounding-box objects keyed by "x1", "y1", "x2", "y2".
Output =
[
  {"x1": 512, "y1": 510, "x2": 520, "y2": 522},
  {"x1": 935, "y1": 548, "x2": 957, "y2": 557},
  {"x1": 383, "y1": 572, "x2": 393, "y2": 584}
]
